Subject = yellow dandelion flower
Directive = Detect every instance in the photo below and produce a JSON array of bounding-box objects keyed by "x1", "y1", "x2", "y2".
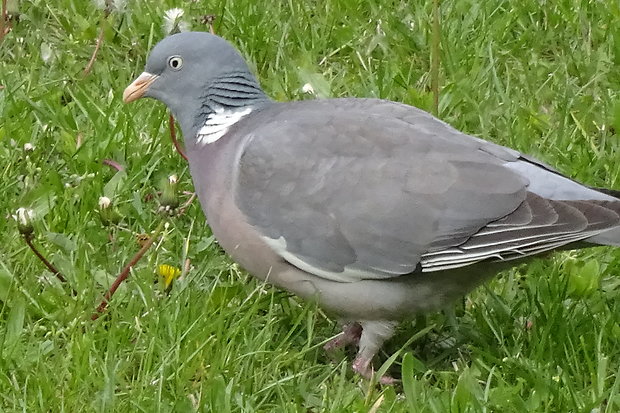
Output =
[{"x1": 157, "y1": 264, "x2": 181, "y2": 290}]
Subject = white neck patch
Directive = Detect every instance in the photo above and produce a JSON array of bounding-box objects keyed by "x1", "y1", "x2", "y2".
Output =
[{"x1": 196, "y1": 107, "x2": 253, "y2": 145}]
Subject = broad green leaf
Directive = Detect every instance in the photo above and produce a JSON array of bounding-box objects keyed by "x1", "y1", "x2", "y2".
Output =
[
  {"x1": 46, "y1": 232, "x2": 78, "y2": 253},
  {"x1": 4, "y1": 297, "x2": 26, "y2": 351},
  {"x1": 0, "y1": 262, "x2": 15, "y2": 302},
  {"x1": 103, "y1": 170, "x2": 127, "y2": 200}
]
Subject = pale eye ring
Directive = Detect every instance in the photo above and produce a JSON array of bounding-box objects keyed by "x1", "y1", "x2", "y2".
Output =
[{"x1": 168, "y1": 56, "x2": 183, "y2": 70}]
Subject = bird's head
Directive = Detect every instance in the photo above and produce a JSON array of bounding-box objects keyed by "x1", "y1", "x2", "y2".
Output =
[{"x1": 124, "y1": 32, "x2": 267, "y2": 140}]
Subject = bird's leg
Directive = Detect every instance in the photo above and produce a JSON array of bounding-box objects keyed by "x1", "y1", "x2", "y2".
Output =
[
  {"x1": 352, "y1": 320, "x2": 398, "y2": 385},
  {"x1": 324, "y1": 322, "x2": 363, "y2": 351}
]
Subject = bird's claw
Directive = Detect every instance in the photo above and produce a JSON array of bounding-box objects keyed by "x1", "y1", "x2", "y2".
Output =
[{"x1": 352, "y1": 355, "x2": 399, "y2": 385}]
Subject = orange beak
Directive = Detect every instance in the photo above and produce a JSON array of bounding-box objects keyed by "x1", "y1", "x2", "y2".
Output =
[{"x1": 123, "y1": 72, "x2": 159, "y2": 103}]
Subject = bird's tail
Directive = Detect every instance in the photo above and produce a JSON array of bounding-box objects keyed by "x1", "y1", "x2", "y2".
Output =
[
  {"x1": 588, "y1": 228, "x2": 620, "y2": 246},
  {"x1": 585, "y1": 188, "x2": 620, "y2": 247},
  {"x1": 589, "y1": 187, "x2": 620, "y2": 199}
]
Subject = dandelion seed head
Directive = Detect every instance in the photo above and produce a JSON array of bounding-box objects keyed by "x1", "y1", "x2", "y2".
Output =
[
  {"x1": 15, "y1": 208, "x2": 34, "y2": 226},
  {"x1": 98, "y1": 196, "x2": 112, "y2": 209},
  {"x1": 301, "y1": 83, "x2": 316, "y2": 95},
  {"x1": 163, "y1": 8, "x2": 190, "y2": 35}
]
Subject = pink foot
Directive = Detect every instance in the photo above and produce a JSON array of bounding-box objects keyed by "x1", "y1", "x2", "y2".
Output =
[
  {"x1": 352, "y1": 356, "x2": 399, "y2": 385},
  {"x1": 324, "y1": 322, "x2": 362, "y2": 351}
]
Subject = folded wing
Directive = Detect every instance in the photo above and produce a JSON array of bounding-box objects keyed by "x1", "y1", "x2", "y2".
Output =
[{"x1": 233, "y1": 99, "x2": 620, "y2": 282}]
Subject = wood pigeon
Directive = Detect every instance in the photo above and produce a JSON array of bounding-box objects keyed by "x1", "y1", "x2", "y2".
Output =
[{"x1": 124, "y1": 32, "x2": 620, "y2": 384}]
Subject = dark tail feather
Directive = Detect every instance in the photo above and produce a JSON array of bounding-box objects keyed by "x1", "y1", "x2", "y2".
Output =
[{"x1": 585, "y1": 196, "x2": 620, "y2": 246}]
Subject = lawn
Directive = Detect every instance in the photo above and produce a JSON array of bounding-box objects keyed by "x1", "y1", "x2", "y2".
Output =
[{"x1": 1, "y1": 0, "x2": 620, "y2": 411}]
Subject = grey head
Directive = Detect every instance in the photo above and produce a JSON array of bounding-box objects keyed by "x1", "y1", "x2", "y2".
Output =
[{"x1": 123, "y1": 32, "x2": 269, "y2": 141}]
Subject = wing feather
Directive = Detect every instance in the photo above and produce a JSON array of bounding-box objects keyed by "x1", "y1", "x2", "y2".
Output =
[
  {"x1": 420, "y1": 193, "x2": 620, "y2": 271},
  {"x1": 231, "y1": 99, "x2": 620, "y2": 282}
]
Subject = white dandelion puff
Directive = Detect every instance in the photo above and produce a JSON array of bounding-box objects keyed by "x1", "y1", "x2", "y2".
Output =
[
  {"x1": 15, "y1": 208, "x2": 34, "y2": 227},
  {"x1": 163, "y1": 8, "x2": 190, "y2": 35},
  {"x1": 98, "y1": 196, "x2": 112, "y2": 209},
  {"x1": 301, "y1": 83, "x2": 315, "y2": 95}
]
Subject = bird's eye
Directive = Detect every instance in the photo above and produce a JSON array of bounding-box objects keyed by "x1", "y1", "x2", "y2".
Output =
[{"x1": 168, "y1": 56, "x2": 183, "y2": 70}]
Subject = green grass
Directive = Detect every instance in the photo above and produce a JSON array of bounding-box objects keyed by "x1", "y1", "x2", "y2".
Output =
[{"x1": 1, "y1": 0, "x2": 620, "y2": 411}]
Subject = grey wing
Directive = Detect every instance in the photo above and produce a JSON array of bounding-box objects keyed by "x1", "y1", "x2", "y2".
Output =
[{"x1": 233, "y1": 100, "x2": 620, "y2": 282}]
